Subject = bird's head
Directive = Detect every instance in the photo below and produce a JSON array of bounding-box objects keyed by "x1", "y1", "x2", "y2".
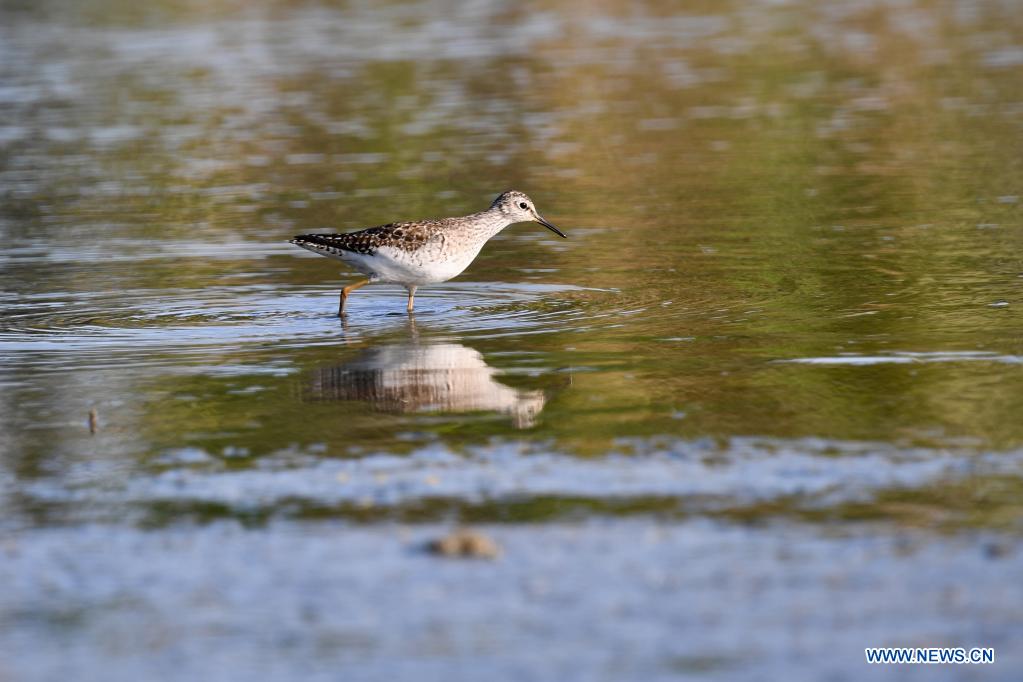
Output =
[{"x1": 491, "y1": 190, "x2": 566, "y2": 238}]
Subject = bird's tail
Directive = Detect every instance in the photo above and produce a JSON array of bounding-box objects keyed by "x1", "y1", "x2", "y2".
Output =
[{"x1": 290, "y1": 234, "x2": 350, "y2": 259}]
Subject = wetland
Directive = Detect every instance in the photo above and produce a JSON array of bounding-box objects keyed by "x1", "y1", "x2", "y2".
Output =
[{"x1": 2, "y1": 1, "x2": 1023, "y2": 679}]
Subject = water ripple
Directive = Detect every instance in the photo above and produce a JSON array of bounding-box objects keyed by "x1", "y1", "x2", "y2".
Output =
[{"x1": 0, "y1": 281, "x2": 608, "y2": 370}]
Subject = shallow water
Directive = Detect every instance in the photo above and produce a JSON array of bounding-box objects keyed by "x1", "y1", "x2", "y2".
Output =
[{"x1": 2, "y1": 0, "x2": 1023, "y2": 679}]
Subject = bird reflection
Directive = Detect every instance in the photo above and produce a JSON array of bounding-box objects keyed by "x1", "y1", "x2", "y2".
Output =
[{"x1": 306, "y1": 341, "x2": 546, "y2": 428}]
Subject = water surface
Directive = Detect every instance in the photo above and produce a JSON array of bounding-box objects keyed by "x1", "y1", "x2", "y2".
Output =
[{"x1": 2, "y1": 0, "x2": 1023, "y2": 679}]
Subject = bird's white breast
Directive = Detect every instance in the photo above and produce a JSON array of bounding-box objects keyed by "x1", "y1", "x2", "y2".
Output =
[{"x1": 345, "y1": 243, "x2": 481, "y2": 285}]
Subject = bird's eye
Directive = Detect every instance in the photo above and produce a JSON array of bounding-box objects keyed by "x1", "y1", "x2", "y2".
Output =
[{"x1": 518, "y1": 202, "x2": 528, "y2": 209}]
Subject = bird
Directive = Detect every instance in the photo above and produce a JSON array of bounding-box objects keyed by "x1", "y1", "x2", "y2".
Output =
[{"x1": 290, "y1": 190, "x2": 566, "y2": 316}]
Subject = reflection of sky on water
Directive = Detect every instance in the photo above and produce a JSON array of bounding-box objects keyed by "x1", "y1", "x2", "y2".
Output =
[
  {"x1": 42, "y1": 437, "x2": 1023, "y2": 520},
  {"x1": 5, "y1": 519, "x2": 1021, "y2": 681}
]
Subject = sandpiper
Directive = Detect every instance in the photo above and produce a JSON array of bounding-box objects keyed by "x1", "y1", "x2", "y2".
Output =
[{"x1": 290, "y1": 190, "x2": 566, "y2": 315}]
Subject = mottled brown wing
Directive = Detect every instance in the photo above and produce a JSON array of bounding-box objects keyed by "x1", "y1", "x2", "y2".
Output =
[{"x1": 291, "y1": 221, "x2": 436, "y2": 255}]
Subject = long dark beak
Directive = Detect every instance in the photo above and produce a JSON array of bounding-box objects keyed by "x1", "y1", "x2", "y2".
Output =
[{"x1": 535, "y1": 215, "x2": 567, "y2": 239}]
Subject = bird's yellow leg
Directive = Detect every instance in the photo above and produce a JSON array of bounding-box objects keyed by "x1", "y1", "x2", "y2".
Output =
[
  {"x1": 406, "y1": 285, "x2": 417, "y2": 314},
  {"x1": 339, "y1": 279, "x2": 370, "y2": 316}
]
